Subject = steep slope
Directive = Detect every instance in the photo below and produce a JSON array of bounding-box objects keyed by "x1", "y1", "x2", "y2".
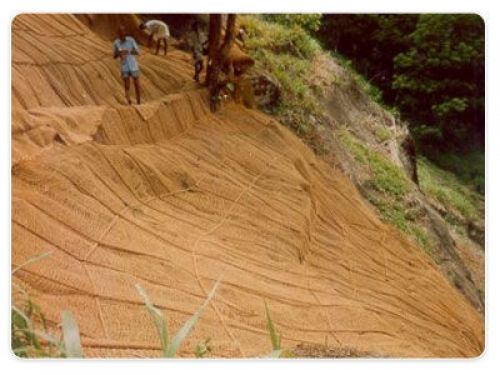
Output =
[
  {"x1": 11, "y1": 14, "x2": 484, "y2": 358},
  {"x1": 312, "y1": 54, "x2": 484, "y2": 312}
]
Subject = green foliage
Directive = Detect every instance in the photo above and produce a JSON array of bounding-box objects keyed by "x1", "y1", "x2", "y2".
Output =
[
  {"x1": 264, "y1": 301, "x2": 282, "y2": 358},
  {"x1": 12, "y1": 253, "x2": 289, "y2": 359},
  {"x1": 135, "y1": 284, "x2": 170, "y2": 356},
  {"x1": 423, "y1": 151, "x2": 484, "y2": 194},
  {"x1": 135, "y1": 280, "x2": 219, "y2": 358},
  {"x1": 239, "y1": 15, "x2": 320, "y2": 107},
  {"x1": 319, "y1": 14, "x2": 484, "y2": 152},
  {"x1": 375, "y1": 127, "x2": 393, "y2": 143},
  {"x1": 12, "y1": 250, "x2": 53, "y2": 274},
  {"x1": 319, "y1": 15, "x2": 417, "y2": 101},
  {"x1": 194, "y1": 338, "x2": 212, "y2": 358},
  {"x1": 408, "y1": 226, "x2": 434, "y2": 257},
  {"x1": 339, "y1": 131, "x2": 409, "y2": 197},
  {"x1": 239, "y1": 15, "x2": 326, "y2": 153},
  {"x1": 255, "y1": 49, "x2": 310, "y2": 101},
  {"x1": 418, "y1": 157, "x2": 482, "y2": 222},
  {"x1": 332, "y1": 52, "x2": 384, "y2": 106},
  {"x1": 263, "y1": 14, "x2": 322, "y2": 34},
  {"x1": 339, "y1": 130, "x2": 435, "y2": 255},
  {"x1": 393, "y1": 14, "x2": 484, "y2": 148},
  {"x1": 241, "y1": 15, "x2": 320, "y2": 60},
  {"x1": 367, "y1": 196, "x2": 433, "y2": 256},
  {"x1": 11, "y1": 302, "x2": 52, "y2": 358},
  {"x1": 12, "y1": 251, "x2": 83, "y2": 358}
]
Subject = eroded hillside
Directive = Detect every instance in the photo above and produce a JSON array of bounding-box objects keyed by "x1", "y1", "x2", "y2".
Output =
[{"x1": 11, "y1": 14, "x2": 484, "y2": 358}]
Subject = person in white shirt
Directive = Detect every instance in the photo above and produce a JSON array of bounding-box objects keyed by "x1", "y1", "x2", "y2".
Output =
[
  {"x1": 113, "y1": 25, "x2": 141, "y2": 104},
  {"x1": 139, "y1": 19, "x2": 170, "y2": 56}
]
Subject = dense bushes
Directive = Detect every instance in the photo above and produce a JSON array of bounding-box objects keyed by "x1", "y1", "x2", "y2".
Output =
[
  {"x1": 239, "y1": 15, "x2": 325, "y2": 151},
  {"x1": 263, "y1": 14, "x2": 322, "y2": 34},
  {"x1": 319, "y1": 14, "x2": 485, "y2": 152},
  {"x1": 392, "y1": 14, "x2": 484, "y2": 150}
]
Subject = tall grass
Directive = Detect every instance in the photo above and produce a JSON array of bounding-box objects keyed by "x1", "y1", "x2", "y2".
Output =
[
  {"x1": 418, "y1": 156, "x2": 482, "y2": 223},
  {"x1": 264, "y1": 301, "x2": 282, "y2": 358},
  {"x1": 238, "y1": 15, "x2": 326, "y2": 153},
  {"x1": 12, "y1": 251, "x2": 83, "y2": 358},
  {"x1": 135, "y1": 280, "x2": 220, "y2": 358},
  {"x1": 13, "y1": 253, "x2": 286, "y2": 358}
]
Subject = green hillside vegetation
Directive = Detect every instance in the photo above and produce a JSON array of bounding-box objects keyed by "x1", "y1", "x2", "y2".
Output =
[
  {"x1": 239, "y1": 15, "x2": 328, "y2": 152},
  {"x1": 241, "y1": 14, "x2": 483, "y2": 257},
  {"x1": 338, "y1": 130, "x2": 433, "y2": 255},
  {"x1": 319, "y1": 14, "x2": 485, "y2": 153},
  {"x1": 418, "y1": 157, "x2": 484, "y2": 235}
]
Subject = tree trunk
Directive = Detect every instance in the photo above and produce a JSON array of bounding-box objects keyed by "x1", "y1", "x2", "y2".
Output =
[
  {"x1": 206, "y1": 14, "x2": 237, "y2": 112},
  {"x1": 205, "y1": 14, "x2": 222, "y2": 86},
  {"x1": 219, "y1": 14, "x2": 237, "y2": 60}
]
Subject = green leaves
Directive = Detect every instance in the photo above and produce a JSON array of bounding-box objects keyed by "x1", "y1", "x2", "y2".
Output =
[
  {"x1": 321, "y1": 14, "x2": 484, "y2": 149},
  {"x1": 12, "y1": 250, "x2": 81, "y2": 358},
  {"x1": 264, "y1": 14, "x2": 323, "y2": 34},
  {"x1": 12, "y1": 303, "x2": 83, "y2": 358},
  {"x1": 167, "y1": 280, "x2": 219, "y2": 357},
  {"x1": 135, "y1": 284, "x2": 170, "y2": 356},
  {"x1": 264, "y1": 301, "x2": 282, "y2": 358},
  {"x1": 195, "y1": 338, "x2": 212, "y2": 358},
  {"x1": 392, "y1": 14, "x2": 484, "y2": 146},
  {"x1": 136, "y1": 280, "x2": 220, "y2": 358},
  {"x1": 12, "y1": 250, "x2": 53, "y2": 275}
]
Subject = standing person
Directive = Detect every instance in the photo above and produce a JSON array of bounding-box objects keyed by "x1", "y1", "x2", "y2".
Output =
[
  {"x1": 188, "y1": 21, "x2": 207, "y2": 83},
  {"x1": 140, "y1": 19, "x2": 170, "y2": 56},
  {"x1": 237, "y1": 25, "x2": 248, "y2": 48},
  {"x1": 113, "y1": 25, "x2": 141, "y2": 105}
]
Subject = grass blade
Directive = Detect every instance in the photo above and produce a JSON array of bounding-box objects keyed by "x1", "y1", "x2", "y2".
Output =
[
  {"x1": 166, "y1": 280, "x2": 220, "y2": 358},
  {"x1": 264, "y1": 300, "x2": 282, "y2": 358},
  {"x1": 264, "y1": 300, "x2": 281, "y2": 351},
  {"x1": 270, "y1": 349, "x2": 283, "y2": 358},
  {"x1": 61, "y1": 310, "x2": 83, "y2": 358},
  {"x1": 12, "y1": 304, "x2": 43, "y2": 350},
  {"x1": 12, "y1": 251, "x2": 53, "y2": 274},
  {"x1": 135, "y1": 284, "x2": 169, "y2": 356}
]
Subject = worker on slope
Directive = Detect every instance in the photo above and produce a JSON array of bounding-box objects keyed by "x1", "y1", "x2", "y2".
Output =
[
  {"x1": 113, "y1": 25, "x2": 141, "y2": 105},
  {"x1": 140, "y1": 19, "x2": 170, "y2": 56},
  {"x1": 188, "y1": 21, "x2": 207, "y2": 83}
]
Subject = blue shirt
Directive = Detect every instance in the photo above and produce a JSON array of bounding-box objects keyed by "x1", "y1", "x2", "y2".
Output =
[{"x1": 113, "y1": 36, "x2": 140, "y2": 73}]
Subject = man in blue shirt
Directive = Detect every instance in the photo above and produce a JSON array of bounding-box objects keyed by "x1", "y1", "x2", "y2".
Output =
[{"x1": 113, "y1": 26, "x2": 141, "y2": 105}]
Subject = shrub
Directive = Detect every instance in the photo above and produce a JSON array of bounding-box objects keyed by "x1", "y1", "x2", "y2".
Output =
[
  {"x1": 241, "y1": 15, "x2": 321, "y2": 60},
  {"x1": 339, "y1": 130, "x2": 409, "y2": 197},
  {"x1": 418, "y1": 157, "x2": 480, "y2": 221},
  {"x1": 263, "y1": 14, "x2": 323, "y2": 34},
  {"x1": 12, "y1": 251, "x2": 83, "y2": 358},
  {"x1": 135, "y1": 280, "x2": 219, "y2": 358},
  {"x1": 375, "y1": 127, "x2": 393, "y2": 143}
]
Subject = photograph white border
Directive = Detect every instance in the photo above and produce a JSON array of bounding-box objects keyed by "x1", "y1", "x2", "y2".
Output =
[{"x1": 2, "y1": 0, "x2": 497, "y2": 373}]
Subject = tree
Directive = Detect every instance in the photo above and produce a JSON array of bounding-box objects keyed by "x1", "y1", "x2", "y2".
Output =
[
  {"x1": 319, "y1": 14, "x2": 484, "y2": 151},
  {"x1": 205, "y1": 14, "x2": 223, "y2": 87},
  {"x1": 319, "y1": 15, "x2": 417, "y2": 102},
  {"x1": 393, "y1": 14, "x2": 484, "y2": 149},
  {"x1": 206, "y1": 14, "x2": 237, "y2": 112}
]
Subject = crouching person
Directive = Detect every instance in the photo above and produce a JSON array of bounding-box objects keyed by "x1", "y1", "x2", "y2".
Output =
[
  {"x1": 139, "y1": 19, "x2": 170, "y2": 56},
  {"x1": 113, "y1": 25, "x2": 141, "y2": 105}
]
